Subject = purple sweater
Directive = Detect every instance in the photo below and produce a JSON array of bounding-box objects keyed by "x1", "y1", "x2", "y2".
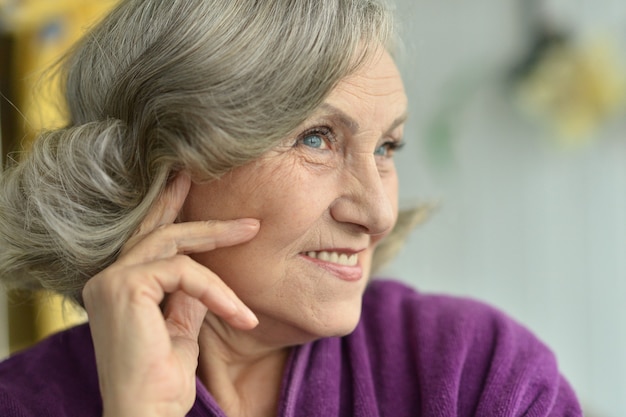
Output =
[{"x1": 0, "y1": 280, "x2": 581, "y2": 416}]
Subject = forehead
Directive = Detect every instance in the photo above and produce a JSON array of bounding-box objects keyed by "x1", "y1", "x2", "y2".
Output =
[{"x1": 323, "y1": 50, "x2": 407, "y2": 124}]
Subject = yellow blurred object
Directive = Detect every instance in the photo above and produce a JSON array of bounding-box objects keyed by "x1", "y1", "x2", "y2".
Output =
[
  {"x1": 33, "y1": 292, "x2": 87, "y2": 340},
  {"x1": 1, "y1": 0, "x2": 116, "y2": 32},
  {"x1": 2, "y1": 0, "x2": 118, "y2": 350},
  {"x1": 515, "y1": 37, "x2": 626, "y2": 145},
  {"x1": 5, "y1": 0, "x2": 119, "y2": 136}
]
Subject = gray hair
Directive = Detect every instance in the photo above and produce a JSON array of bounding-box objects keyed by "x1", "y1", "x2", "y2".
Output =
[{"x1": 0, "y1": 0, "x2": 420, "y2": 305}]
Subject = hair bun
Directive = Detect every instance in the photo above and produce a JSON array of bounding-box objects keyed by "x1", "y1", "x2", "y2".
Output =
[{"x1": 0, "y1": 118, "x2": 150, "y2": 302}]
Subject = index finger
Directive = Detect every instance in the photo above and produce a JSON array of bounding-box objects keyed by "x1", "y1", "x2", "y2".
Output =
[{"x1": 118, "y1": 219, "x2": 260, "y2": 266}]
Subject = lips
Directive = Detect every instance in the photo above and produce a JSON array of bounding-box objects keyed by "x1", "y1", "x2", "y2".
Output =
[
  {"x1": 300, "y1": 250, "x2": 363, "y2": 281},
  {"x1": 305, "y1": 251, "x2": 358, "y2": 266}
]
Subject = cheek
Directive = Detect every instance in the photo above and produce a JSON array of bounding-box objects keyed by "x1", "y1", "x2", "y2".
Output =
[
  {"x1": 254, "y1": 173, "x2": 334, "y2": 239},
  {"x1": 182, "y1": 181, "x2": 240, "y2": 222},
  {"x1": 184, "y1": 170, "x2": 334, "y2": 295},
  {"x1": 182, "y1": 169, "x2": 276, "y2": 221},
  {"x1": 183, "y1": 163, "x2": 399, "y2": 235},
  {"x1": 182, "y1": 163, "x2": 335, "y2": 251}
]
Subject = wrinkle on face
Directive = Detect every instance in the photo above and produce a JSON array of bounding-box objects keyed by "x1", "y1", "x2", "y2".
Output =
[{"x1": 182, "y1": 48, "x2": 408, "y2": 346}]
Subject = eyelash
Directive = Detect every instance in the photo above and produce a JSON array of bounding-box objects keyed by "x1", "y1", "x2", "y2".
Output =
[
  {"x1": 375, "y1": 140, "x2": 405, "y2": 158},
  {"x1": 294, "y1": 125, "x2": 405, "y2": 158},
  {"x1": 294, "y1": 126, "x2": 336, "y2": 149}
]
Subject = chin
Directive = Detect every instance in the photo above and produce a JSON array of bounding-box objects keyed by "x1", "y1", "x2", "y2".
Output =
[
  {"x1": 254, "y1": 301, "x2": 364, "y2": 346},
  {"x1": 326, "y1": 321, "x2": 361, "y2": 338},
  {"x1": 302, "y1": 302, "x2": 364, "y2": 340}
]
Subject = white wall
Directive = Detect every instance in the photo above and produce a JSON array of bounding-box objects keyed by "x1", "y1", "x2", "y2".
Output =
[{"x1": 386, "y1": 1, "x2": 626, "y2": 416}]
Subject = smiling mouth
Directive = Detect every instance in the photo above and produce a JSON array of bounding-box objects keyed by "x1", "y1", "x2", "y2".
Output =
[{"x1": 305, "y1": 251, "x2": 358, "y2": 266}]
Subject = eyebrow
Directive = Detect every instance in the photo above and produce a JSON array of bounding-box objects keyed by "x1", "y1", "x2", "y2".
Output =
[{"x1": 318, "y1": 103, "x2": 407, "y2": 136}]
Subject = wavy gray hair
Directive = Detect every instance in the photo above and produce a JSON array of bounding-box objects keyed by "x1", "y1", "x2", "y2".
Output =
[{"x1": 0, "y1": 0, "x2": 421, "y2": 305}]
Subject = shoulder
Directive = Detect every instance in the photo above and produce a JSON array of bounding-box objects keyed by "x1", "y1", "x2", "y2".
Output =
[
  {"x1": 362, "y1": 279, "x2": 547, "y2": 351},
  {"x1": 357, "y1": 279, "x2": 582, "y2": 416},
  {"x1": 0, "y1": 323, "x2": 102, "y2": 416},
  {"x1": 364, "y1": 278, "x2": 509, "y2": 319},
  {"x1": 361, "y1": 279, "x2": 521, "y2": 348}
]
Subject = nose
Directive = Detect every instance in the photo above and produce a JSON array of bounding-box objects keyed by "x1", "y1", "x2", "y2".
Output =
[{"x1": 329, "y1": 157, "x2": 397, "y2": 237}]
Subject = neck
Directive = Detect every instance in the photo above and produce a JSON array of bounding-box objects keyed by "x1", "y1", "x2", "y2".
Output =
[{"x1": 197, "y1": 315, "x2": 291, "y2": 417}]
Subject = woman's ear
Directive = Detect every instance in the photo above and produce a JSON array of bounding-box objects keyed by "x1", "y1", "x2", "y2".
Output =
[{"x1": 172, "y1": 171, "x2": 192, "y2": 224}]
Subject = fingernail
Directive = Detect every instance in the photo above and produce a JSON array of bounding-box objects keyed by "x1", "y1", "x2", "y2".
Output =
[
  {"x1": 226, "y1": 219, "x2": 260, "y2": 239},
  {"x1": 233, "y1": 218, "x2": 260, "y2": 228},
  {"x1": 235, "y1": 305, "x2": 259, "y2": 328}
]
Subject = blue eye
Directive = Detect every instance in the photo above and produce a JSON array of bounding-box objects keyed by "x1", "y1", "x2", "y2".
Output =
[
  {"x1": 374, "y1": 145, "x2": 387, "y2": 156},
  {"x1": 296, "y1": 127, "x2": 333, "y2": 150},
  {"x1": 302, "y1": 134, "x2": 325, "y2": 149},
  {"x1": 374, "y1": 141, "x2": 405, "y2": 158}
]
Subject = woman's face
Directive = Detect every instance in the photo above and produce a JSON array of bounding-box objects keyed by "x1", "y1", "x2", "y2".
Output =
[{"x1": 181, "y1": 50, "x2": 407, "y2": 344}]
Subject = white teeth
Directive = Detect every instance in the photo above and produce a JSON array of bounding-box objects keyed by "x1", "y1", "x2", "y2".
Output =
[
  {"x1": 338, "y1": 253, "x2": 349, "y2": 264},
  {"x1": 306, "y1": 251, "x2": 358, "y2": 266}
]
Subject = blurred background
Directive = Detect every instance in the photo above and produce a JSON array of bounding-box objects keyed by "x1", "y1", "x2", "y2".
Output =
[
  {"x1": 387, "y1": 0, "x2": 626, "y2": 416},
  {"x1": 1, "y1": 0, "x2": 624, "y2": 416},
  {"x1": 0, "y1": 0, "x2": 116, "y2": 359}
]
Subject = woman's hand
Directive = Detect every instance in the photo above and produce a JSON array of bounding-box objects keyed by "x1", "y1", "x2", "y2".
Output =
[{"x1": 82, "y1": 173, "x2": 260, "y2": 417}]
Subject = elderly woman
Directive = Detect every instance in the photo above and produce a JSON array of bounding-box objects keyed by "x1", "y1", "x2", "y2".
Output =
[{"x1": 0, "y1": 1, "x2": 581, "y2": 416}]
